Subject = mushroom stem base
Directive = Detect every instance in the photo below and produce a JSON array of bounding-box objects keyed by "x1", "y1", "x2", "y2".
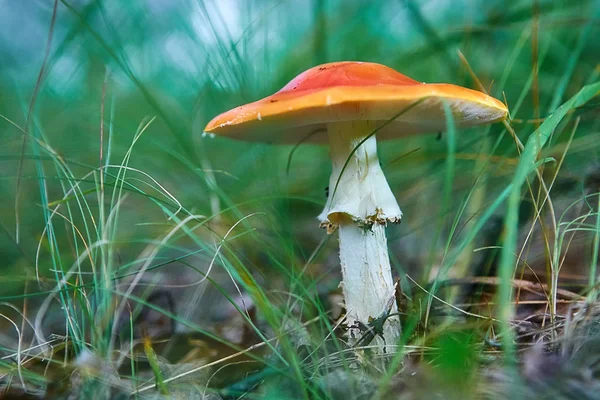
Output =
[{"x1": 338, "y1": 215, "x2": 400, "y2": 351}]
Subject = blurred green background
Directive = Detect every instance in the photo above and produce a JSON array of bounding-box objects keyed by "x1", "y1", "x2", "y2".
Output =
[{"x1": 3, "y1": 0, "x2": 597, "y2": 286}]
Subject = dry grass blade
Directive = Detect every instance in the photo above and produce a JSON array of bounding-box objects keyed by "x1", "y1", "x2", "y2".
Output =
[{"x1": 132, "y1": 315, "x2": 322, "y2": 395}]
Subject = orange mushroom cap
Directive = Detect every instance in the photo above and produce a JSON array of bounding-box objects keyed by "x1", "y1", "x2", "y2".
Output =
[{"x1": 204, "y1": 61, "x2": 508, "y2": 143}]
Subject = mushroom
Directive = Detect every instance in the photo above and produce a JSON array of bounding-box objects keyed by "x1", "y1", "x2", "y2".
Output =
[{"x1": 204, "y1": 61, "x2": 508, "y2": 351}]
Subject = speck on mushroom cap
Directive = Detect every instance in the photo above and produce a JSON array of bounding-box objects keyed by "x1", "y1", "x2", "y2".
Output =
[{"x1": 204, "y1": 61, "x2": 508, "y2": 143}]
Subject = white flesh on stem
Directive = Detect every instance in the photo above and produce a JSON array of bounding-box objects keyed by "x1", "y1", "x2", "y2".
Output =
[{"x1": 319, "y1": 121, "x2": 401, "y2": 351}]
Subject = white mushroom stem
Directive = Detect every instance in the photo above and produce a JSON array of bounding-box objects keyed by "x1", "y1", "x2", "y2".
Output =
[{"x1": 319, "y1": 121, "x2": 401, "y2": 351}]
